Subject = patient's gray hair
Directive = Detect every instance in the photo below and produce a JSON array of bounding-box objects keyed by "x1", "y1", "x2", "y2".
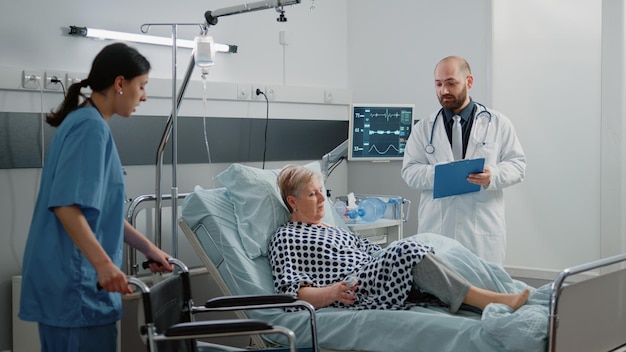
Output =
[{"x1": 277, "y1": 164, "x2": 324, "y2": 213}]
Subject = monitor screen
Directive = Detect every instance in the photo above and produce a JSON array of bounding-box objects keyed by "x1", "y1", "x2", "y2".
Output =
[{"x1": 348, "y1": 103, "x2": 416, "y2": 161}]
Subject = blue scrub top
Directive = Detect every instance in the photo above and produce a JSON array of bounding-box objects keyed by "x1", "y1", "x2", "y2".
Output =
[{"x1": 19, "y1": 106, "x2": 126, "y2": 328}]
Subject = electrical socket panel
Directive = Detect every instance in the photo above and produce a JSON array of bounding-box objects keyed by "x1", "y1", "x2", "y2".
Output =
[
  {"x1": 265, "y1": 87, "x2": 275, "y2": 101},
  {"x1": 20, "y1": 69, "x2": 87, "y2": 91},
  {"x1": 44, "y1": 71, "x2": 64, "y2": 90},
  {"x1": 252, "y1": 85, "x2": 265, "y2": 100},
  {"x1": 324, "y1": 90, "x2": 334, "y2": 104},
  {"x1": 66, "y1": 72, "x2": 85, "y2": 88},
  {"x1": 22, "y1": 70, "x2": 42, "y2": 89},
  {"x1": 237, "y1": 84, "x2": 251, "y2": 100}
]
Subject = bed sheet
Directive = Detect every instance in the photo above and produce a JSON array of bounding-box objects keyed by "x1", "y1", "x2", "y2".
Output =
[{"x1": 182, "y1": 187, "x2": 549, "y2": 352}]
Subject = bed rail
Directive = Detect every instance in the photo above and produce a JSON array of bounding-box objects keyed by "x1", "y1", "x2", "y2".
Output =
[
  {"x1": 548, "y1": 252, "x2": 626, "y2": 352},
  {"x1": 125, "y1": 192, "x2": 190, "y2": 275}
]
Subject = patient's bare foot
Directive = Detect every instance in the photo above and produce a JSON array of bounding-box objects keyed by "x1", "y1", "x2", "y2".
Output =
[
  {"x1": 500, "y1": 288, "x2": 530, "y2": 311},
  {"x1": 465, "y1": 287, "x2": 531, "y2": 311}
]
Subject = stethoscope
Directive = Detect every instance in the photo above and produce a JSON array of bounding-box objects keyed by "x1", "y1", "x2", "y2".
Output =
[{"x1": 424, "y1": 102, "x2": 492, "y2": 154}]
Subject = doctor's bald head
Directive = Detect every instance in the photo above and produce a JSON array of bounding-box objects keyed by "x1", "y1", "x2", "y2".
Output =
[{"x1": 435, "y1": 56, "x2": 472, "y2": 76}]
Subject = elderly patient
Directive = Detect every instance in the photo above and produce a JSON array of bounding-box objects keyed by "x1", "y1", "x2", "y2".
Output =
[{"x1": 269, "y1": 165, "x2": 529, "y2": 312}]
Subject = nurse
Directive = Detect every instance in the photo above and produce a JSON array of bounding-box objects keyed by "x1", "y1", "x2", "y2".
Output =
[
  {"x1": 19, "y1": 43, "x2": 173, "y2": 352},
  {"x1": 401, "y1": 56, "x2": 526, "y2": 266}
]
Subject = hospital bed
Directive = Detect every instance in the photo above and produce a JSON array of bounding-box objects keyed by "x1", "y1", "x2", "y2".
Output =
[{"x1": 178, "y1": 162, "x2": 626, "y2": 352}]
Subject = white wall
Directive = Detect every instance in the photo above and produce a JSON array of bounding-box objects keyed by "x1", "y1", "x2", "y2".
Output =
[
  {"x1": 494, "y1": 0, "x2": 603, "y2": 271},
  {"x1": 599, "y1": 0, "x2": 626, "y2": 270},
  {"x1": 493, "y1": 0, "x2": 626, "y2": 276}
]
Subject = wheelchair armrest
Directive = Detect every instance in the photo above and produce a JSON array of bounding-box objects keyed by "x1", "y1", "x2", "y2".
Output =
[
  {"x1": 204, "y1": 294, "x2": 296, "y2": 308},
  {"x1": 196, "y1": 295, "x2": 318, "y2": 351},
  {"x1": 165, "y1": 319, "x2": 273, "y2": 337}
]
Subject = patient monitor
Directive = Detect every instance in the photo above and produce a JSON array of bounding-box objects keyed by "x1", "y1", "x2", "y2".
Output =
[{"x1": 348, "y1": 103, "x2": 416, "y2": 161}]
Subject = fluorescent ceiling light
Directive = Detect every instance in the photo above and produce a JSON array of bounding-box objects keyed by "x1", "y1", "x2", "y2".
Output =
[{"x1": 68, "y1": 26, "x2": 236, "y2": 53}]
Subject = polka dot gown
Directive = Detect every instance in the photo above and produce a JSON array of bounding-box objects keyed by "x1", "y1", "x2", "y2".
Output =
[{"x1": 269, "y1": 222, "x2": 434, "y2": 310}]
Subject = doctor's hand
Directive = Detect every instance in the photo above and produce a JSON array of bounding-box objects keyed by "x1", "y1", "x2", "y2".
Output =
[{"x1": 467, "y1": 166, "x2": 491, "y2": 187}]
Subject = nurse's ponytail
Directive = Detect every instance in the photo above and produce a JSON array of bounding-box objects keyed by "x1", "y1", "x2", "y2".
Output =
[
  {"x1": 46, "y1": 79, "x2": 88, "y2": 127},
  {"x1": 46, "y1": 42, "x2": 150, "y2": 127}
]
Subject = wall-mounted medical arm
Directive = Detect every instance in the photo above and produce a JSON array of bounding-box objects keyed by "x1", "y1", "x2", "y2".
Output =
[
  {"x1": 322, "y1": 139, "x2": 348, "y2": 178},
  {"x1": 205, "y1": 0, "x2": 301, "y2": 25}
]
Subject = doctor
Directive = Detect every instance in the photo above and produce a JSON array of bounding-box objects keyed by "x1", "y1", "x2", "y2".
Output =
[{"x1": 401, "y1": 56, "x2": 526, "y2": 266}]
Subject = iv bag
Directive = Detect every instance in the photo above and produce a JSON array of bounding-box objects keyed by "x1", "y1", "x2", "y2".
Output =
[{"x1": 194, "y1": 35, "x2": 215, "y2": 68}]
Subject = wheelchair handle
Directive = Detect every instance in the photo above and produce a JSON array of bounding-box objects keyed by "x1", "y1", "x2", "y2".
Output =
[{"x1": 96, "y1": 258, "x2": 184, "y2": 290}]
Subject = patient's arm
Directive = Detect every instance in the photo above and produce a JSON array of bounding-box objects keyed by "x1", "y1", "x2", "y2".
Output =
[{"x1": 297, "y1": 281, "x2": 357, "y2": 309}]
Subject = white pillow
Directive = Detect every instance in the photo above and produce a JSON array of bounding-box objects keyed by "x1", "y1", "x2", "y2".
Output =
[{"x1": 215, "y1": 161, "x2": 334, "y2": 259}]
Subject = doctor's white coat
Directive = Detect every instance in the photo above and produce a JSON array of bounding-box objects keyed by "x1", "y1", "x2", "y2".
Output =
[{"x1": 401, "y1": 105, "x2": 526, "y2": 266}]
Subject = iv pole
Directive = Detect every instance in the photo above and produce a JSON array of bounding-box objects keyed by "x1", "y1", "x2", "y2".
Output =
[
  {"x1": 141, "y1": 22, "x2": 206, "y2": 263},
  {"x1": 146, "y1": 0, "x2": 301, "y2": 261}
]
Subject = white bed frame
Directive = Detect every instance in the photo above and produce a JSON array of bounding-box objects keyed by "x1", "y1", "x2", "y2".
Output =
[{"x1": 548, "y1": 254, "x2": 626, "y2": 352}]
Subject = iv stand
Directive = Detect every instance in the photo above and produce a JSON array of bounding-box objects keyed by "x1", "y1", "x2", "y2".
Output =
[
  {"x1": 140, "y1": 22, "x2": 205, "y2": 260},
  {"x1": 143, "y1": 0, "x2": 301, "y2": 260}
]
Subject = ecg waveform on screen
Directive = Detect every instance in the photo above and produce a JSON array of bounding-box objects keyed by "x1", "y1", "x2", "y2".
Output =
[
  {"x1": 368, "y1": 144, "x2": 401, "y2": 155},
  {"x1": 368, "y1": 111, "x2": 405, "y2": 120},
  {"x1": 368, "y1": 129, "x2": 401, "y2": 135}
]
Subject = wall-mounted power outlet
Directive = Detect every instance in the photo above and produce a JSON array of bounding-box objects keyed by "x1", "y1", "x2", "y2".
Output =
[
  {"x1": 237, "y1": 84, "x2": 251, "y2": 100},
  {"x1": 324, "y1": 90, "x2": 333, "y2": 104},
  {"x1": 22, "y1": 70, "x2": 41, "y2": 89},
  {"x1": 253, "y1": 86, "x2": 276, "y2": 101},
  {"x1": 66, "y1": 72, "x2": 84, "y2": 88},
  {"x1": 253, "y1": 86, "x2": 265, "y2": 100},
  {"x1": 44, "y1": 71, "x2": 64, "y2": 91}
]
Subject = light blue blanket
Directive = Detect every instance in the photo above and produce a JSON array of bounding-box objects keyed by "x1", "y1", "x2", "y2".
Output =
[{"x1": 182, "y1": 187, "x2": 549, "y2": 352}]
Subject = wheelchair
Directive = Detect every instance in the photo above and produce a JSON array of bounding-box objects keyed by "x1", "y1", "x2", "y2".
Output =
[{"x1": 129, "y1": 258, "x2": 319, "y2": 352}]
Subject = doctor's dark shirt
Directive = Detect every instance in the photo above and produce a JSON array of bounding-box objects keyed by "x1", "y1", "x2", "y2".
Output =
[{"x1": 443, "y1": 99, "x2": 476, "y2": 159}]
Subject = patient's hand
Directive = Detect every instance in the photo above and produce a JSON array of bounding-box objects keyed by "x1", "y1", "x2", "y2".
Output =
[
  {"x1": 335, "y1": 280, "x2": 358, "y2": 306},
  {"x1": 298, "y1": 282, "x2": 357, "y2": 309}
]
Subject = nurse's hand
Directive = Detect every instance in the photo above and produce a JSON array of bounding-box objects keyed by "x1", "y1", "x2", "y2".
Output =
[
  {"x1": 97, "y1": 263, "x2": 132, "y2": 294},
  {"x1": 467, "y1": 166, "x2": 491, "y2": 187},
  {"x1": 143, "y1": 247, "x2": 173, "y2": 273}
]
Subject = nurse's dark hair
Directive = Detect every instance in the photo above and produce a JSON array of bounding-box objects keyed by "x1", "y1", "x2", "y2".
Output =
[{"x1": 46, "y1": 42, "x2": 151, "y2": 127}]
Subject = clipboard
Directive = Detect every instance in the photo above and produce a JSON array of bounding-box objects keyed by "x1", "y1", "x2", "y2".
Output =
[{"x1": 433, "y1": 158, "x2": 485, "y2": 199}]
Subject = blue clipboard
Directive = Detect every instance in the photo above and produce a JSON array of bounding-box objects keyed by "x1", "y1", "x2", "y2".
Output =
[{"x1": 433, "y1": 158, "x2": 485, "y2": 199}]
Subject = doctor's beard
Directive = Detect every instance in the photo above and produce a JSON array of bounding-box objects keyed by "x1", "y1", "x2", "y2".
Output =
[{"x1": 438, "y1": 85, "x2": 469, "y2": 112}]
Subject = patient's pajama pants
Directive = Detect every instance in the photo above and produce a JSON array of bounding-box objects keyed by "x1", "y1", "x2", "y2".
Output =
[{"x1": 412, "y1": 252, "x2": 471, "y2": 313}]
